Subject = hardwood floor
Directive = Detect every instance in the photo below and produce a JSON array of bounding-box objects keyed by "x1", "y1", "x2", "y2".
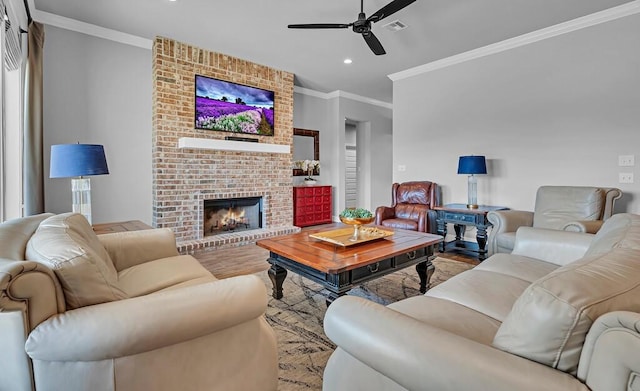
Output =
[
  {"x1": 195, "y1": 243, "x2": 270, "y2": 279},
  {"x1": 194, "y1": 224, "x2": 480, "y2": 279}
]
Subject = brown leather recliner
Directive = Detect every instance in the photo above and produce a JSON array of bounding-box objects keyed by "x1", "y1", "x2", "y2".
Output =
[{"x1": 374, "y1": 181, "x2": 441, "y2": 233}]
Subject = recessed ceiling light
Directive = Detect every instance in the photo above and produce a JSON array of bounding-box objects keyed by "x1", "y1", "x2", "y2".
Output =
[
  {"x1": 343, "y1": 58, "x2": 353, "y2": 64},
  {"x1": 168, "y1": 0, "x2": 177, "y2": 2}
]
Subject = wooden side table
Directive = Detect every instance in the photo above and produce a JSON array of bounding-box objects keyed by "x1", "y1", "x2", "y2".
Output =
[
  {"x1": 433, "y1": 204, "x2": 508, "y2": 261},
  {"x1": 93, "y1": 220, "x2": 153, "y2": 235}
]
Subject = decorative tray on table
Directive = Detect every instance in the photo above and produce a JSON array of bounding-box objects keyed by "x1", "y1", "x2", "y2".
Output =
[{"x1": 309, "y1": 225, "x2": 394, "y2": 247}]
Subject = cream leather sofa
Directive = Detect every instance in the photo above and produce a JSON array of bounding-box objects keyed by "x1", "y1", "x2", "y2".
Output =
[
  {"x1": 323, "y1": 213, "x2": 640, "y2": 391},
  {"x1": 487, "y1": 186, "x2": 622, "y2": 255},
  {"x1": 0, "y1": 213, "x2": 277, "y2": 391}
]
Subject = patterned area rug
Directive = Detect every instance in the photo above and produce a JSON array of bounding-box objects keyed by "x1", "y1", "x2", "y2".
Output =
[{"x1": 255, "y1": 257, "x2": 475, "y2": 390}]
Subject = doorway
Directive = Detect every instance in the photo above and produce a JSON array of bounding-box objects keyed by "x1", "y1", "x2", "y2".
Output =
[{"x1": 345, "y1": 120, "x2": 358, "y2": 209}]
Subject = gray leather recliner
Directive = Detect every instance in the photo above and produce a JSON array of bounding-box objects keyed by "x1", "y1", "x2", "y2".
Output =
[{"x1": 487, "y1": 186, "x2": 621, "y2": 255}]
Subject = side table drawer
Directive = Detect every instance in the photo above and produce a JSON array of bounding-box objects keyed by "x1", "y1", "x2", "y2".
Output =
[
  {"x1": 442, "y1": 212, "x2": 475, "y2": 223},
  {"x1": 294, "y1": 187, "x2": 314, "y2": 197}
]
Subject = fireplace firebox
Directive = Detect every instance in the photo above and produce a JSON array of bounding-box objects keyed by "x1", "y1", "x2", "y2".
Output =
[{"x1": 203, "y1": 197, "x2": 263, "y2": 236}]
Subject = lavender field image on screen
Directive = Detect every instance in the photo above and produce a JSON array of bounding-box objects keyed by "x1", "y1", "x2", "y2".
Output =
[{"x1": 195, "y1": 75, "x2": 275, "y2": 136}]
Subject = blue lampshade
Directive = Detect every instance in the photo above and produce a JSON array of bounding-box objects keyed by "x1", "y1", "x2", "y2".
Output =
[
  {"x1": 457, "y1": 155, "x2": 487, "y2": 175},
  {"x1": 50, "y1": 144, "x2": 109, "y2": 178}
]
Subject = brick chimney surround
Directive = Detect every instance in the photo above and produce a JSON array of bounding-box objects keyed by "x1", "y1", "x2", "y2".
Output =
[{"x1": 152, "y1": 37, "x2": 299, "y2": 254}]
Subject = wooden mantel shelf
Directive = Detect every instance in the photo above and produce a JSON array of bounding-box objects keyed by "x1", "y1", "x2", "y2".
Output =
[{"x1": 177, "y1": 137, "x2": 290, "y2": 154}]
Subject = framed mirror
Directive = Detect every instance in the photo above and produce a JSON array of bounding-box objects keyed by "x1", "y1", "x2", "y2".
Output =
[{"x1": 292, "y1": 128, "x2": 320, "y2": 176}]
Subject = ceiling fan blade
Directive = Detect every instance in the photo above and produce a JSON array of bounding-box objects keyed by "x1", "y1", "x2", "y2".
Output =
[
  {"x1": 362, "y1": 31, "x2": 386, "y2": 55},
  {"x1": 288, "y1": 23, "x2": 351, "y2": 29},
  {"x1": 367, "y1": 0, "x2": 416, "y2": 23}
]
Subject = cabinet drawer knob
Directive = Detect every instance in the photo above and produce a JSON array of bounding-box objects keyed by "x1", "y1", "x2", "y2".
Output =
[
  {"x1": 367, "y1": 262, "x2": 379, "y2": 273},
  {"x1": 407, "y1": 250, "x2": 417, "y2": 260}
]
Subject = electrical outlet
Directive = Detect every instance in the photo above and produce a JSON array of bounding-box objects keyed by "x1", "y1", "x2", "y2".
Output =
[
  {"x1": 619, "y1": 173, "x2": 634, "y2": 183},
  {"x1": 398, "y1": 165, "x2": 406, "y2": 172},
  {"x1": 619, "y1": 155, "x2": 635, "y2": 166}
]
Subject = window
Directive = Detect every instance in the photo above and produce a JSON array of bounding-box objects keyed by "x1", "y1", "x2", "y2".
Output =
[
  {"x1": 3, "y1": 62, "x2": 23, "y2": 220},
  {"x1": 0, "y1": 0, "x2": 26, "y2": 221}
]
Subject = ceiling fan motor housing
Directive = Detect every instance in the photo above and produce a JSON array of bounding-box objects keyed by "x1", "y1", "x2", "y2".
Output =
[
  {"x1": 288, "y1": 0, "x2": 416, "y2": 55},
  {"x1": 353, "y1": 13, "x2": 370, "y2": 33}
]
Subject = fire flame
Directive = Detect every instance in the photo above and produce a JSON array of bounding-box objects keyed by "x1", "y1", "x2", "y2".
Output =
[{"x1": 221, "y1": 208, "x2": 247, "y2": 227}]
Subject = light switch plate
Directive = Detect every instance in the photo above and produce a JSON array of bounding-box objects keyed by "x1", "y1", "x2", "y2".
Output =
[
  {"x1": 619, "y1": 172, "x2": 634, "y2": 183},
  {"x1": 619, "y1": 155, "x2": 635, "y2": 166}
]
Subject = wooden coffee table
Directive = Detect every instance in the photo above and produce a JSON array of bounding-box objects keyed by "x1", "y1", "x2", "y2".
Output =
[{"x1": 256, "y1": 225, "x2": 442, "y2": 306}]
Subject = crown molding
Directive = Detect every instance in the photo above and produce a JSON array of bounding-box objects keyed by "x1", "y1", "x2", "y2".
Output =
[
  {"x1": 293, "y1": 86, "x2": 329, "y2": 99},
  {"x1": 32, "y1": 7, "x2": 391, "y2": 109},
  {"x1": 389, "y1": 0, "x2": 640, "y2": 81},
  {"x1": 32, "y1": 9, "x2": 153, "y2": 50},
  {"x1": 335, "y1": 90, "x2": 393, "y2": 110},
  {"x1": 32, "y1": 1, "x2": 636, "y2": 102},
  {"x1": 294, "y1": 86, "x2": 393, "y2": 110}
]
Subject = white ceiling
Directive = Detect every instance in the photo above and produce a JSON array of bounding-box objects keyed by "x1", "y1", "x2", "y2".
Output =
[{"x1": 32, "y1": 0, "x2": 633, "y2": 103}]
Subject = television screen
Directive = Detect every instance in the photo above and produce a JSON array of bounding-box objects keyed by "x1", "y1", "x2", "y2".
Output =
[{"x1": 195, "y1": 75, "x2": 275, "y2": 136}]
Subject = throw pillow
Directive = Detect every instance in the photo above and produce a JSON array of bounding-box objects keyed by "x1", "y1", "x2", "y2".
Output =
[{"x1": 26, "y1": 213, "x2": 127, "y2": 309}]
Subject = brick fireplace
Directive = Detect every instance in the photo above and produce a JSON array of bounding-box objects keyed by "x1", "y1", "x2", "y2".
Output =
[{"x1": 152, "y1": 37, "x2": 299, "y2": 253}]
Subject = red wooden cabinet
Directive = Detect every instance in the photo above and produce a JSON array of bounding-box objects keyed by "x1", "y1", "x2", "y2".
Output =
[{"x1": 293, "y1": 185, "x2": 332, "y2": 227}]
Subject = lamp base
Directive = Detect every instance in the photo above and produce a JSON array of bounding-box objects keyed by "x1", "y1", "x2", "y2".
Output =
[
  {"x1": 71, "y1": 177, "x2": 93, "y2": 225},
  {"x1": 466, "y1": 175, "x2": 478, "y2": 210}
]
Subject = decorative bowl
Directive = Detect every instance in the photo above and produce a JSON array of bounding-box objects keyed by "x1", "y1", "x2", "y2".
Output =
[
  {"x1": 339, "y1": 216, "x2": 375, "y2": 225},
  {"x1": 340, "y1": 215, "x2": 374, "y2": 241}
]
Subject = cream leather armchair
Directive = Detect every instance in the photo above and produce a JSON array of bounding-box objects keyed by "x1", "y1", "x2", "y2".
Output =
[
  {"x1": 487, "y1": 186, "x2": 621, "y2": 255},
  {"x1": 0, "y1": 213, "x2": 277, "y2": 391}
]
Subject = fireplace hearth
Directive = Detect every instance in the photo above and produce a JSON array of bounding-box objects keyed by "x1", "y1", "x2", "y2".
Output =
[{"x1": 203, "y1": 197, "x2": 263, "y2": 237}]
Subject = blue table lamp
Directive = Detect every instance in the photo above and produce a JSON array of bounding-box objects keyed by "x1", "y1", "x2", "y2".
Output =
[
  {"x1": 457, "y1": 155, "x2": 487, "y2": 209},
  {"x1": 50, "y1": 144, "x2": 109, "y2": 224}
]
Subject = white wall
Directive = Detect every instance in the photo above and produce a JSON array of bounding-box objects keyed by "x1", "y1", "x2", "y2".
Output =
[
  {"x1": 43, "y1": 26, "x2": 152, "y2": 224},
  {"x1": 393, "y1": 13, "x2": 640, "y2": 215},
  {"x1": 293, "y1": 92, "x2": 393, "y2": 219},
  {"x1": 42, "y1": 12, "x2": 635, "y2": 228},
  {"x1": 41, "y1": 25, "x2": 391, "y2": 227}
]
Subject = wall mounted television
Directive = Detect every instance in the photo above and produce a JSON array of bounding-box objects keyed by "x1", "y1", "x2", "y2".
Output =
[{"x1": 195, "y1": 75, "x2": 275, "y2": 136}]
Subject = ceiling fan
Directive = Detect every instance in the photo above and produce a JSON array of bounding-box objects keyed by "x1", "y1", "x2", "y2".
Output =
[{"x1": 288, "y1": 0, "x2": 416, "y2": 56}]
